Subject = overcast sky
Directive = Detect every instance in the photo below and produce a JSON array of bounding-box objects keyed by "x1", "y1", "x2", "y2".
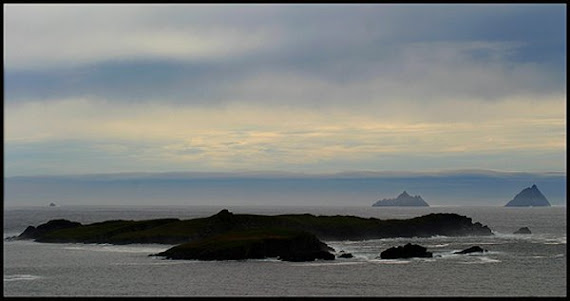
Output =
[{"x1": 4, "y1": 4, "x2": 566, "y2": 177}]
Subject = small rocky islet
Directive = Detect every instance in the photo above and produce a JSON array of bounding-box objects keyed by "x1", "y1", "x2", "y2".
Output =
[
  {"x1": 14, "y1": 209, "x2": 493, "y2": 262},
  {"x1": 380, "y1": 243, "x2": 433, "y2": 259},
  {"x1": 513, "y1": 227, "x2": 532, "y2": 234},
  {"x1": 373, "y1": 191, "x2": 430, "y2": 207},
  {"x1": 505, "y1": 184, "x2": 551, "y2": 207}
]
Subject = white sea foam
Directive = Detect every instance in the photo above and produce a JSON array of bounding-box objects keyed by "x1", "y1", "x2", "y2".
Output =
[
  {"x1": 492, "y1": 232, "x2": 529, "y2": 239},
  {"x1": 63, "y1": 244, "x2": 170, "y2": 254},
  {"x1": 370, "y1": 259, "x2": 411, "y2": 264},
  {"x1": 112, "y1": 261, "x2": 198, "y2": 266},
  {"x1": 352, "y1": 254, "x2": 375, "y2": 261},
  {"x1": 434, "y1": 252, "x2": 461, "y2": 258},
  {"x1": 457, "y1": 241, "x2": 503, "y2": 246},
  {"x1": 544, "y1": 237, "x2": 566, "y2": 244},
  {"x1": 4, "y1": 274, "x2": 42, "y2": 282},
  {"x1": 291, "y1": 261, "x2": 366, "y2": 267},
  {"x1": 415, "y1": 258, "x2": 436, "y2": 262},
  {"x1": 429, "y1": 243, "x2": 450, "y2": 248},
  {"x1": 459, "y1": 257, "x2": 501, "y2": 264}
]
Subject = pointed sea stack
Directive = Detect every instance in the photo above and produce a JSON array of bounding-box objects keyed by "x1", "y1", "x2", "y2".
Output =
[
  {"x1": 373, "y1": 191, "x2": 429, "y2": 207},
  {"x1": 505, "y1": 184, "x2": 551, "y2": 207}
]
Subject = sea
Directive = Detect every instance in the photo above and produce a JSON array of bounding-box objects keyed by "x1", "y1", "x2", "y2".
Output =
[{"x1": 3, "y1": 205, "x2": 567, "y2": 297}]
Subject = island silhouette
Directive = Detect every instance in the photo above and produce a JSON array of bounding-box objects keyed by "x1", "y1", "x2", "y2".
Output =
[
  {"x1": 373, "y1": 191, "x2": 429, "y2": 207},
  {"x1": 15, "y1": 210, "x2": 492, "y2": 262},
  {"x1": 505, "y1": 184, "x2": 551, "y2": 207}
]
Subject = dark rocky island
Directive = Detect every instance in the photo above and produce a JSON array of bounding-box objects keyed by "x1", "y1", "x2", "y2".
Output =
[
  {"x1": 505, "y1": 184, "x2": 551, "y2": 207},
  {"x1": 513, "y1": 227, "x2": 532, "y2": 234},
  {"x1": 15, "y1": 209, "x2": 492, "y2": 261},
  {"x1": 380, "y1": 243, "x2": 432, "y2": 259},
  {"x1": 153, "y1": 228, "x2": 335, "y2": 262},
  {"x1": 454, "y1": 246, "x2": 487, "y2": 254},
  {"x1": 373, "y1": 191, "x2": 429, "y2": 207},
  {"x1": 338, "y1": 251, "x2": 354, "y2": 259}
]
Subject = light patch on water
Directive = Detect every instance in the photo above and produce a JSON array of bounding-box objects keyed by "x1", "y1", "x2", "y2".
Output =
[
  {"x1": 493, "y1": 233, "x2": 530, "y2": 239},
  {"x1": 544, "y1": 237, "x2": 566, "y2": 245},
  {"x1": 433, "y1": 253, "x2": 456, "y2": 258},
  {"x1": 63, "y1": 244, "x2": 170, "y2": 254},
  {"x1": 112, "y1": 261, "x2": 200, "y2": 266},
  {"x1": 459, "y1": 257, "x2": 501, "y2": 264},
  {"x1": 352, "y1": 254, "x2": 375, "y2": 261},
  {"x1": 4, "y1": 274, "x2": 42, "y2": 282},
  {"x1": 457, "y1": 241, "x2": 503, "y2": 246},
  {"x1": 291, "y1": 261, "x2": 366, "y2": 267},
  {"x1": 426, "y1": 243, "x2": 450, "y2": 248},
  {"x1": 414, "y1": 258, "x2": 436, "y2": 262},
  {"x1": 369, "y1": 259, "x2": 411, "y2": 264},
  {"x1": 249, "y1": 258, "x2": 282, "y2": 263}
]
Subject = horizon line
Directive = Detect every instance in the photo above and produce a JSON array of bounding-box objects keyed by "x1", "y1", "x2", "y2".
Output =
[{"x1": 5, "y1": 168, "x2": 567, "y2": 179}]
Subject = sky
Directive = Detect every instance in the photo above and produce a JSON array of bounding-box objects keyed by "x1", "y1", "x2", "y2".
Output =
[{"x1": 4, "y1": 4, "x2": 567, "y2": 177}]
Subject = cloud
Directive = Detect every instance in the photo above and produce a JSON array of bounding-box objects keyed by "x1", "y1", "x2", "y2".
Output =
[
  {"x1": 4, "y1": 4, "x2": 276, "y2": 70},
  {"x1": 5, "y1": 37, "x2": 564, "y2": 107},
  {"x1": 3, "y1": 4, "x2": 566, "y2": 176},
  {"x1": 4, "y1": 94, "x2": 565, "y2": 176},
  {"x1": 5, "y1": 4, "x2": 565, "y2": 69}
]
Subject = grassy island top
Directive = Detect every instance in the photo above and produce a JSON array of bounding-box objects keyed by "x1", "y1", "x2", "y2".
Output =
[{"x1": 18, "y1": 209, "x2": 493, "y2": 245}]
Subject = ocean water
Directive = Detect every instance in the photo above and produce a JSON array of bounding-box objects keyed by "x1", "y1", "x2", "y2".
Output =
[{"x1": 3, "y1": 205, "x2": 567, "y2": 297}]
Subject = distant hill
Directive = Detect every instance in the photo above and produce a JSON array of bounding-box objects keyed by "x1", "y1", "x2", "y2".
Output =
[
  {"x1": 373, "y1": 191, "x2": 429, "y2": 207},
  {"x1": 505, "y1": 184, "x2": 551, "y2": 207}
]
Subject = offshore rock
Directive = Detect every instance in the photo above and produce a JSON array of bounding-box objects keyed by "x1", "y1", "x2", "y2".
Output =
[
  {"x1": 153, "y1": 228, "x2": 335, "y2": 262},
  {"x1": 514, "y1": 227, "x2": 532, "y2": 234},
  {"x1": 338, "y1": 251, "x2": 354, "y2": 259},
  {"x1": 505, "y1": 184, "x2": 551, "y2": 207},
  {"x1": 454, "y1": 246, "x2": 487, "y2": 254},
  {"x1": 380, "y1": 243, "x2": 433, "y2": 259},
  {"x1": 373, "y1": 191, "x2": 429, "y2": 207}
]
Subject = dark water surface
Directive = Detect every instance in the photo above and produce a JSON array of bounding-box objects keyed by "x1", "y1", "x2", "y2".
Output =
[{"x1": 3, "y1": 205, "x2": 566, "y2": 296}]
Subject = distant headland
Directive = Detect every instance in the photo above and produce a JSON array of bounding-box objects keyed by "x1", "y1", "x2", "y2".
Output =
[
  {"x1": 505, "y1": 184, "x2": 551, "y2": 207},
  {"x1": 373, "y1": 191, "x2": 429, "y2": 207}
]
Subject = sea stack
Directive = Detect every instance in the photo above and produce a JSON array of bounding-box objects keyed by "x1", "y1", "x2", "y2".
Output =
[
  {"x1": 505, "y1": 184, "x2": 551, "y2": 207},
  {"x1": 373, "y1": 191, "x2": 429, "y2": 207}
]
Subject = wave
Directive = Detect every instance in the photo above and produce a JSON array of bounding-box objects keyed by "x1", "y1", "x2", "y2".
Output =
[
  {"x1": 457, "y1": 241, "x2": 502, "y2": 245},
  {"x1": 112, "y1": 261, "x2": 201, "y2": 266},
  {"x1": 544, "y1": 237, "x2": 566, "y2": 245},
  {"x1": 291, "y1": 261, "x2": 367, "y2": 267},
  {"x1": 369, "y1": 259, "x2": 411, "y2": 264},
  {"x1": 427, "y1": 243, "x2": 450, "y2": 248},
  {"x1": 4, "y1": 274, "x2": 42, "y2": 282},
  {"x1": 458, "y1": 256, "x2": 501, "y2": 264}
]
